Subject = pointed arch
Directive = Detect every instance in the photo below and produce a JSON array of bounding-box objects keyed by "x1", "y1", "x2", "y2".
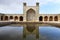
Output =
[
  {"x1": 39, "y1": 16, "x2": 43, "y2": 21},
  {"x1": 44, "y1": 16, "x2": 48, "y2": 21},
  {"x1": 54, "y1": 16, "x2": 58, "y2": 21},
  {"x1": 14, "y1": 16, "x2": 18, "y2": 21},
  {"x1": 5, "y1": 16, "x2": 8, "y2": 21},
  {"x1": 26, "y1": 8, "x2": 35, "y2": 21},
  {"x1": 1, "y1": 16, "x2": 3, "y2": 21},
  {"x1": 19, "y1": 16, "x2": 23, "y2": 21},
  {"x1": 10, "y1": 16, "x2": 13, "y2": 19},
  {"x1": 49, "y1": 16, "x2": 53, "y2": 21}
]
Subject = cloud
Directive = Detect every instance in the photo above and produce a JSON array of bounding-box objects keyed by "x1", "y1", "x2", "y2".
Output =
[
  {"x1": 0, "y1": 0, "x2": 60, "y2": 14},
  {"x1": 40, "y1": 0, "x2": 60, "y2": 5},
  {"x1": 40, "y1": 0, "x2": 60, "y2": 14},
  {"x1": 0, "y1": 0, "x2": 23, "y2": 14}
]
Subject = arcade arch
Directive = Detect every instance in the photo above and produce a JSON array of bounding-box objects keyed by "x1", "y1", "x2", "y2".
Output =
[
  {"x1": 39, "y1": 16, "x2": 43, "y2": 21},
  {"x1": 44, "y1": 16, "x2": 48, "y2": 21},
  {"x1": 5, "y1": 16, "x2": 8, "y2": 21},
  {"x1": 49, "y1": 16, "x2": 53, "y2": 21},
  {"x1": 54, "y1": 16, "x2": 58, "y2": 21},
  {"x1": 19, "y1": 16, "x2": 23, "y2": 21},
  {"x1": 14, "y1": 16, "x2": 18, "y2": 21}
]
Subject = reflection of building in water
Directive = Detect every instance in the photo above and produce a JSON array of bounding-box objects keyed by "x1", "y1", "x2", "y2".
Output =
[
  {"x1": 0, "y1": 2, "x2": 59, "y2": 22},
  {"x1": 23, "y1": 24, "x2": 39, "y2": 40}
]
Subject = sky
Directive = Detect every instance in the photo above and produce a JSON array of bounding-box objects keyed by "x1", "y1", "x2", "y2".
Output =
[{"x1": 0, "y1": 0, "x2": 60, "y2": 14}]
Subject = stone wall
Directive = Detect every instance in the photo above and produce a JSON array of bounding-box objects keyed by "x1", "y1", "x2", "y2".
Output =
[{"x1": 0, "y1": 3, "x2": 59, "y2": 22}]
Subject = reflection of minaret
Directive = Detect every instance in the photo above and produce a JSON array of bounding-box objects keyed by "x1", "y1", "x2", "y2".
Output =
[{"x1": 23, "y1": 24, "x2": 39, "y2": 40}]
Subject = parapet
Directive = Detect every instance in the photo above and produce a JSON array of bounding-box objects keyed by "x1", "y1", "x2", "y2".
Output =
[{"x1": 23, "y1": 2, "x2": 39, "y2": 6}]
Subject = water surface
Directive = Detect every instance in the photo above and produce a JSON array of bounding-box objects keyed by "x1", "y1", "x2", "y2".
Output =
[{"x1": 0, "y1": 25, "x2": 60, "y2": 40}]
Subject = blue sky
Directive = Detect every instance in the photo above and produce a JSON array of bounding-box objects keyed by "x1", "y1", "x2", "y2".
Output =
[{"x1": 0, "y1": 0, "x2": 60, "y2": 14}]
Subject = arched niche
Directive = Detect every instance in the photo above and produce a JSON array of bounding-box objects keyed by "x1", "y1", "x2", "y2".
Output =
[{"x1": 26, "y1": 8, "x2": 36, "y2": 21}]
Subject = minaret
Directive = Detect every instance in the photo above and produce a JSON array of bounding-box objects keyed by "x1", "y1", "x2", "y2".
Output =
[
  {"x1": 23, "y1": 2, "x2": 27, "y2": 21},
  {"x1": 36, "y1": 2, "x2": 39, "y2": 22}
]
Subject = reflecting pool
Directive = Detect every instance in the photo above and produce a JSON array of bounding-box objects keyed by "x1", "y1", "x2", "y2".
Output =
[{"x1": 0, "y1": 25, "x2": 60, "y2": 40}]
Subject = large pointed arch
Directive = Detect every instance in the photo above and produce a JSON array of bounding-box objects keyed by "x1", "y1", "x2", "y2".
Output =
[{"x1": 26, "y1": 8, "x2": 36, "y2": 21}]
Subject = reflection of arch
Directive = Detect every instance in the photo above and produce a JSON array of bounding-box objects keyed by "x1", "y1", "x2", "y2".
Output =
[
  {"x1": 54, "y1": 16, "x2": 58, "y2": 21},
  {"x1": 44, "y1": 16, "x2": 48, "y2": 21},
  {"x1": 1, "y1": 16, "x2": 3, "y2": 21},
  {"x1": 14, "y1": 16, "x2": 18, "y2": 21},
  {"x1": 19, "y1": 16, "x2": 23, "y2": 21},
  {"x1": 5, "y1": 16, "x2": 8, "y2": 20},
  {"x1": 49, "y1": 16, "x2": 53, "y2": 21},
  {"x1": 39, "y1": 16, "x2": 43, "y2": 21},
  {"x1": 26, "y1": 8, "x2": 35, "y2": 21},
  {"x1": 26, "y1": 25, "x2": 36, "y2": 32},
  {"x1": 10, "y1": 16, "x2": 13, "y2": 19}
]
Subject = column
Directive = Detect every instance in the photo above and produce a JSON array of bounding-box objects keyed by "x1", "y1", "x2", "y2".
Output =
[
  {"x1": 3, "y1": 16, "x2": 5, "y2": 21},
  {"x1": 43, "y1": 16, "x2": 44, "y2": 22},
  {"x1": 8, "y1": 16, "x2": 9, "y2": 21},
  {"x1": 53, "y1": 16, "x2": 54, "y2": 22},
  {"x1": 48, "y1": 16, "x2": 49, "y2": 22},
  {"x1": 13, "y1": 16, "x2": 15, "y2": 21},
  {"x1": 18, "y1": 16, "x2": 20, "y2": 21}
]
